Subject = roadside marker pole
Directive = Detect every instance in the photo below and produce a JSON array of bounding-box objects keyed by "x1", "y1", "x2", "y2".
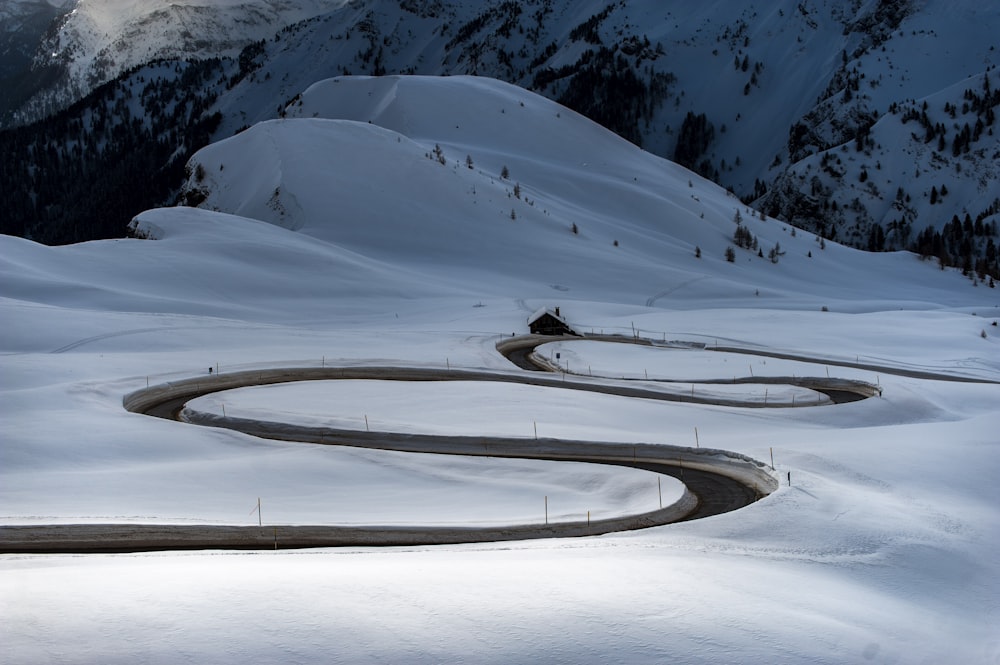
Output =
[
  {"x1": 534, "y1": 421, "x2": 538, "y2": 440},
  {"x1": 694, "y1": 427, "x2": 699, "y2": 448},
  {"x1": 658, "y1": 477, "x2": 662, "y2": 508},
  {"x1": 545, "y1": 496, "x2": 548, "y2": 525},
  {"x1": 770, "y1": 447, "x2": 774, "y2": 470},
  {"x1": 365, "y1": 414, "x2": 369, "y2": 432}
]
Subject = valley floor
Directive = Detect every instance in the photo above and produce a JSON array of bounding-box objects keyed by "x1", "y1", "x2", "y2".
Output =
[{"x1": 2, "y1": 299, "x2": 998, "y2": 664}]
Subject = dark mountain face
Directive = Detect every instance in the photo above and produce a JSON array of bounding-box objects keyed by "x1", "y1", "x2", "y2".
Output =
[{"x1": 0, "y1": 0, "x2": 73, "y2": 124}]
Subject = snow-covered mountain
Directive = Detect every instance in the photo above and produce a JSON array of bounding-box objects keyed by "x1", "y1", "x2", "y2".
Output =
[
  {"x1": 6, "y1": 0, "x2": 346, "y2": 124},
  {"x1": 4, "y1": 0, "x2": 998, "y2": 274}
]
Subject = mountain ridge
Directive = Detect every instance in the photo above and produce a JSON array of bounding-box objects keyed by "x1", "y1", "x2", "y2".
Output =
[{"x1": 2, "y1": 0, "x2": 997, "y2": 279}]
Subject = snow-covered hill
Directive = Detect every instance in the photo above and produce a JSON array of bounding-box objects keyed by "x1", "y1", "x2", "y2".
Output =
[
  {"x1": 6, "y1": 0, "x2": 998, "y2": 270},
  {"x1": 214, "y1": 0, "x2": 999, "y2": 264},
  {"x1": 174, "y1": 75, "x2": 992, "y2": 310}
]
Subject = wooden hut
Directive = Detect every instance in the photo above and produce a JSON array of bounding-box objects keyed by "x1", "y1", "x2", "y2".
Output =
[{"x1": 527, "y1": 306, "x2": 577, "y2": 336}]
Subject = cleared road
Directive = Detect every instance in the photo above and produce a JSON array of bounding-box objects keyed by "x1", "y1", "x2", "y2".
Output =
[{"x1": 1, "y1": 361, "x2": 776, "y2": 553}]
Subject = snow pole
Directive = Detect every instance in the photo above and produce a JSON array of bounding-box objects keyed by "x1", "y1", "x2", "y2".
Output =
[
  {"x1": 534, "y1": 421, "x2": 538, "y2": 440},
  {"x1": 658, "y1": 477, "x2": 662, "y2": 508},
  {"x1": 250, "y1": 497, "x2": 261, "y2": 527},
  {"x1": 365, "y1": 414, "x2": 369, "y2": 432},
  {"x1": 770, "y1": 447, "x2": 774, "y2": 470},
  {"x1": 545, "y1": 496, "x2": 548, "y2": 525},
  {"x1": 695, "y1": 427, "x2": 699, "y2": 448}
]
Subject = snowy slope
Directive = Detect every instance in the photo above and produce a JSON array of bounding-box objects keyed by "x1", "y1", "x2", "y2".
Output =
[
  {"x1": 8, "y1": 0, "x2": 998, "y2": 264},
  {"x1": 182, "y1": 75, "x2": 991, "y2": 310},
  {"x1": 2, "y1": 75, "x2": 999, "y2": 663},
  {"x1": 8, "y1": 0, "x2": 345, "y2": 124}
]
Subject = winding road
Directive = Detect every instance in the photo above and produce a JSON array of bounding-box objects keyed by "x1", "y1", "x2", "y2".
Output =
[{"x1": 2, "y1": 333, "x2": 894, "y2": 554}]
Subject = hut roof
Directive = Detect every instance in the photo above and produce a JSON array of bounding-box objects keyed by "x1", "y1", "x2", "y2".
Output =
[{"x1": 527, "y1": 307, "x2": 566, "y2": 325}]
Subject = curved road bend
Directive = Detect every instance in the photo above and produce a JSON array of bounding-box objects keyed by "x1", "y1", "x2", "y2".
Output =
[
  {"x1": 1, "y1": 365, "x2": 775, "y2": 553},
  {"x1": 497, "y1": 334, "x2": 881, "y2": 404}
]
